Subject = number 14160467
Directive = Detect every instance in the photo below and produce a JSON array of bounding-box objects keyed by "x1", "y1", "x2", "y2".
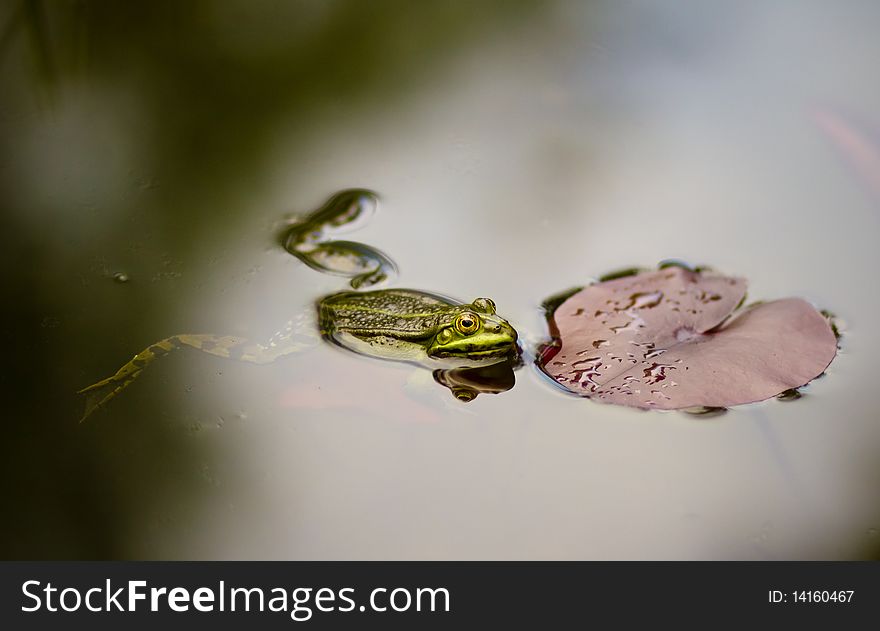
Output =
[{"x1": 769, "y1": 590, "x2": 854, "y2": 604}]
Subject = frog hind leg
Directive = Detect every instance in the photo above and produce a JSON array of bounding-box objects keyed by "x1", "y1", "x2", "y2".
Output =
[
  {"x1": 78, "y1": 319, "x2": 319, "y2": 421},
  {"x1": 77, "y1": 338, "x2": 177, "y2": 422},
  {"x1": 289, "y1": 240, "x2": 398, "y2": 290}
]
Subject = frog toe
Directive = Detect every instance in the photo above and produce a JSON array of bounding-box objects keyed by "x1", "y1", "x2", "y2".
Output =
[
  {"x1": 77, "y1": 369, "x2": 144, "y2": 421},
  {"x1": 77, "y1": 376, "x2": 116, "y2": 394}
]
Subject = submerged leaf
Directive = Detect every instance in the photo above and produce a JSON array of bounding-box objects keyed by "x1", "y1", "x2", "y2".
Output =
[{"x1": 539, "y1": 268, "x2": 837, "y2": 410}]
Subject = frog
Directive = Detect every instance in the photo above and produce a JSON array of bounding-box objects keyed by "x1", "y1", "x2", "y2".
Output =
[
  {"x1": 78, "y1": 189, "x2": 519, "y2": 420},
  {"x1": 320, "y1": 289, "x2": 517, "y2": 366}
]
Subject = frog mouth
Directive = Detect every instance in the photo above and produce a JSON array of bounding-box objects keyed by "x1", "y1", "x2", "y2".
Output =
[{"x1": 432, "y1": 341, "x2": 517, "y2": 359}]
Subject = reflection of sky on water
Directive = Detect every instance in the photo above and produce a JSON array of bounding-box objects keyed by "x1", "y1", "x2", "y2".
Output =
[{"x1": 3, "y1": 1, "x2": 880, "y2": 559}]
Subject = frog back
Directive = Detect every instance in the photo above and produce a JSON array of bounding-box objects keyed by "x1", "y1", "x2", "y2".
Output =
[
  {"x1": 319, "y1": 289, "x2": 457, "y2": 336},
  {"x1": 318, "y1": 289, "x2": 460, "y2": 361}
]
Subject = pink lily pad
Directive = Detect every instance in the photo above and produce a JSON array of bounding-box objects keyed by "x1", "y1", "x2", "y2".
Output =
[{"x1": 539, "y1": 267, "x2": 838, "y2": 410}]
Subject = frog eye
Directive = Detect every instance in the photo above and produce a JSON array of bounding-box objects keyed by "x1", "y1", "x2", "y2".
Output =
[
  {"x1": 454, "y1": 312, "x2": 480, "y2": 335},
  {"x1": 472, "y1": 298, "x2": 496, "y2": 314},
  {"x1": 453, "y1": 388, "x2": 477, "y2": 402}
]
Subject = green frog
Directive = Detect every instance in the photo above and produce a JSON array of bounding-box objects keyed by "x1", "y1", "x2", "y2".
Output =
[
  {"x1": 79, "y1": 189, "x2": 519, "y2": 420},
  {"x1": 320, "y1": 290, "x2": 517, "y2": 365}
]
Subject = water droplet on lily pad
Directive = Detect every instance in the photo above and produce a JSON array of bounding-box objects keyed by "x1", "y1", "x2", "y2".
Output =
[{"x1": 538, "y1": 267, "x2": 838, "y2": 411}]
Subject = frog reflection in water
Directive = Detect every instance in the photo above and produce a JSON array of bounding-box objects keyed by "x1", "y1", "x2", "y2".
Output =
[{"x1": 79, "y1": 189, "x2": 520, "y2": 420}]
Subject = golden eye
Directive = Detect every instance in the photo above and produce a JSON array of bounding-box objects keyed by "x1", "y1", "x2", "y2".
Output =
[{"x1": 454, "y1": 312, "x2": 480, "y2": 335}]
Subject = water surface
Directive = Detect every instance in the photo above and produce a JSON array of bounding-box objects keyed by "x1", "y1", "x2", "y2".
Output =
[{"x1": 2, "y1": 0, "x2": 879, "y2": 559}]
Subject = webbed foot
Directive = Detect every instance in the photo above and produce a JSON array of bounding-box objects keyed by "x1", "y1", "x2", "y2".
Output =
[
  {"x1": 78, "y1": 367, "x2": 145, "y2": 422},
  {"x1": 77, "y1": 339, "x2": 176, "y2": 421}
]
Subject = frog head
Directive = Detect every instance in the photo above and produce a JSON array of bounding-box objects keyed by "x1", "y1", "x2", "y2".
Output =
[{"x1": 426, "y1": 298, "x2": 519, "y2": 361}]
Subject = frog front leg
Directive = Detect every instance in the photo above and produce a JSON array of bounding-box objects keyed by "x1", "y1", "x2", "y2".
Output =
[{"x1": 78, "y1": 318, "x2": 317, "y2": 421}]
